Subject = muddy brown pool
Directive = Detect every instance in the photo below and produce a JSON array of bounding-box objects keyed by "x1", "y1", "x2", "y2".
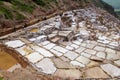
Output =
[{"x1": 0, "y1": 49, "x2": 17, "y2": 70}]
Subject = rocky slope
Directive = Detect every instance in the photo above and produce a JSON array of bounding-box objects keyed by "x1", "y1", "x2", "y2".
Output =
[{"x1": 0, "y1": 0, "x2": 118, "y2": 36}]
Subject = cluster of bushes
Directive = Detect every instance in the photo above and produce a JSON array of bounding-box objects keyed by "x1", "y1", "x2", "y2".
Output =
[
  {"x1": 15, "y1": 12, "x2": 25, "y2": 20},
  {"x1": 0, "y1": 0, "x2": 35, "y2": 13},
  {"x1": 0, "y1": 7, "x2": 13, "y2": 19},
  {"x1": 33, "y1": 0, "x2": 58, "y2": 7},
  {"x1": 33, "y1": 0, "x2": 46, "y2": 6},
  {"x1": 11, "y1": 0, "x2": 35, "y2": 13},
  {"x1": 0, "y1": 0, "x2": 59, "y2": 20},
  {"x1": 0, "y1": 0, "x2": 34, "y2": 20},
  {"x1": 0, "y1": 0, "x2": 10, "y2": 2}
]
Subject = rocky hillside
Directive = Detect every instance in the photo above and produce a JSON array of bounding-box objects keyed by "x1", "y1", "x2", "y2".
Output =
[{"x1": 0, "y1": 0, "x2": 118, "y2": 36}]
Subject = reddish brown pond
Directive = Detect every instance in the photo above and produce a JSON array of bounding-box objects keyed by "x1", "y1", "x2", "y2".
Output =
[{"x1": 0, "y1": 49, "x2": 17, "y2": 70}]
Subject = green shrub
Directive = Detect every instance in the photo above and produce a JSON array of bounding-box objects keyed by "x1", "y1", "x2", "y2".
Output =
[
  {"x1": 0, "y1": 1, "x2": 3, "y2": 5},
  {"x1": 0, "y1": 0, "x2": 11, "y2": 2},
  {"x1": 11, "y1": 0, "x2": 35, "y2": 13},
  {"x1": 0, "y1": 77, "x2": 3, "y2": 80},
  {"x1": 33, "y1": 0, "x2": 46, "y2": 6},
  {"x1": 15, "y1": 12, "x2": 25, "y2": 20},
  {"x1": 0, "y1": 7, "x2": 13, "y2": 19}
]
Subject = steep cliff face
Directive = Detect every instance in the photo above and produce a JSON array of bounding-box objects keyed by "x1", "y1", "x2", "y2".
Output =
[{"x1": 0, "y1": 0, "x2": 118, "y2": 36}]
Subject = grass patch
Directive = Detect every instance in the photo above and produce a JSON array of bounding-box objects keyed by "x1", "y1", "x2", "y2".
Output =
[
  {"x1": 34, "y1": 0, "x2": 46, "y2": 6},
  {"x1": 0, "y1": 1, "x2": 3, "y2": 5},
  {"x1": 11, "y1": 0, "x2": 35, "y2": 13},
  {"x1": 0, "y1": 77, "x2": 3, "y2": 80},
  {"x1": 0, "y1": 7, "x2": 13, "y2": 19},
  {"x1": 15, "y1": 12, "x2": 25, "y2": 20},
  {"x1": 33, "y1": 0, "x2": 58, "y2": 7}
]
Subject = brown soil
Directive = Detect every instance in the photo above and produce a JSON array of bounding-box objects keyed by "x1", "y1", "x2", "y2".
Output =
[
  {"x1": 0, "y1": 49, "x2": 17, "y2": 70},
  {"x1": 0, "y1": 67, "x2": 63, "y2": 80}
]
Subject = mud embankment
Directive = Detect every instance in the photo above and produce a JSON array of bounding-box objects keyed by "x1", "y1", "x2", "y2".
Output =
[{"x1": 0, "y1": 44, "x2": 29, "y2": 68}]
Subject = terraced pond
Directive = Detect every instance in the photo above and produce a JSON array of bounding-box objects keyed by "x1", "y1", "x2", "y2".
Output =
[{"x1": 0, "y1": 49, "x2": 17, "y2": 70}]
